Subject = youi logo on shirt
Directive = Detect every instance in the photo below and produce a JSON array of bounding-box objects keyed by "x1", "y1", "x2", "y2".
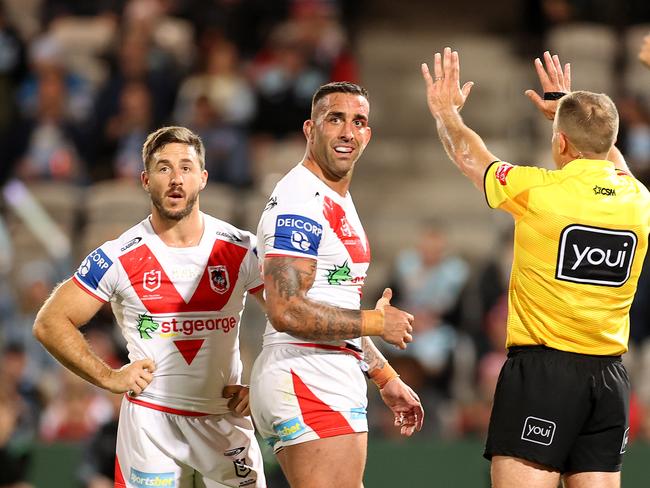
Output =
[
  {"x1": 274, "y1": 214, "x2": 323, "y2": 256},
  {"x1": 556, "y1": 224, "x2": 637, "y2": 287}
]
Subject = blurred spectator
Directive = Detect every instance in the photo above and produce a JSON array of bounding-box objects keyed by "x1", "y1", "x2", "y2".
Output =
[
  {"x1": 39, "y1": 369, "x2": 113, "y2": 443},
  {"x1": 6, "y1": 59, "x2": 89, "y2": 184},
  {"x1": 0, "y1": 5, "x2": 26, "y2": 137},
  {"x1": 617, "y1": 94, "x2": 650, "y2": 185},
  {"x1": 187, "y1": 94, "x2": 253, "y2": 187},
  {"x1": 102, "y1": 80, "x2": 155, "y2": 181},
  {"x1": 0, "y1": 381, "x2": 34, "y2": 488},
  {"x1": 250, "y1": 21, "x2": 327, "y2": 138},
  {"x1": 174, "y1": 40, "x2": 255, "y2": 128},
  {"x1": 77, "y1": 392, "x2": 121, "y2": 488}
]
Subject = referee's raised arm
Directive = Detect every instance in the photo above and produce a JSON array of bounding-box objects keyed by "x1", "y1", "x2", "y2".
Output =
[{"x1": 420, "y1": 47, "x2": 499, "y2": 191}]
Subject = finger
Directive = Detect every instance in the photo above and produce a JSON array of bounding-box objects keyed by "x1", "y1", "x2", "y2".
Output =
[
  {"x1": 420, "y1": 63, "x2": 434, "y2": 88},
  {"x1": 525, "y1": 89, "x2": 547, "y2": 112},
  {"x1": 403, "y1": 332, "x2": 413, "y2": 343},
  {"x1": 406, "y1": 323, "x2": 413, "y2": 334},
  {"x1": 397, "y1": 340, "x2": 407, "y2": 350},
  {"x1": 376, "y1": 288, "x2": 392, "y2": 309},
  {"x1": 433, "y1": 52, "x2": 443, "y2": 80},
  {"x1": 130, "y1": 384, "x2": 142, "y2": 396},
  {"x1": 564, "y1": 63, "x2": 571, "y2": 90},
  {"x1": 382, "y1": 288, "x2": 392, "y2": 300},
  {"x1": 135, "y1": 377, "x2": 148, "y2": 391},
  {"x1": 405, "y1": 313, "x2": 414, "y2": 323},
  {"x1": 461, "y1": 81, "x2": 474, "y2": 99},
  {"x1": 443, "y1": 47, "x2": 452, "y2": 83},
  {"x1": 543, "y1": 51, "x2": 558, "y2": 86},
  {"x1": 236, "y1": 396, "x2": 250, "y2": 415},
  {"x1": 223, "y1": 385, "x2": 241, "y2": 398},
  {"x1": 451, "y1": 50, "x2": 460, "y2": 88},
  {"x1": 552, "y1": 54, "x2": 564, "y2": 88},
  {"x1": 141, "y1": 371, "x2": 154, "y2": 384},
  {"x1": 139, "y1": 359, "x2": 156, "y2": 373},
  {"x1": 534, "y1": 57, "x2": 552, "y2": 91}
]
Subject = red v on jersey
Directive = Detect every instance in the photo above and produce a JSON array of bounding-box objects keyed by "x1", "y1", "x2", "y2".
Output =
[
  {"x1": 322, "y1": 196, "x2": 370, "y2": 263},
  {"x1": 174, "y1": 339, "x2": 205, "y2": 365},
  {"x1": 119, "y1": 240, "x2": 247, "y2": 313}
]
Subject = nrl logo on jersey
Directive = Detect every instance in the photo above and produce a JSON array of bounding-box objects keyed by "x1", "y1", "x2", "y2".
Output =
[
  {"x1": 143, "y1": 270, "x2": 161, "y2": 292},
  {"x1": 137, "y1": 314, "x2": 159, "y2": 339},
  {"x1": 209, "y1": 266, "x2": 230, "y2": 294}
]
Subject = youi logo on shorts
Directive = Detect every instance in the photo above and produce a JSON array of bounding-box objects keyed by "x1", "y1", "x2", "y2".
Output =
[
  {"x1": 274, "y1": 214, "x2": 323, "y2": 256},
  {"x1": 556, "y1": 224, "x2": 637, "y2": 287},
  {"x1": 521, "y1": 416, "x2": 556, "y2": 446}
]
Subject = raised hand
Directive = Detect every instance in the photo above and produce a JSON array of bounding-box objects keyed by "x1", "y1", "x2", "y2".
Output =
[
  {"x1": 525, "y1": 51, "x2": 571, "y2": 120},
  {"x1": 380, "y1": 378, "x2": 424, "y2": 436},
  {"x1": 106, "y1": 358, "x2": 155, "y2": 395},
  {"x1": 223, "y1": 385, "x2": 251, "y2": 416},
  {"x1": 421, "y1": 46, "x2": 474, "y2": 117}
]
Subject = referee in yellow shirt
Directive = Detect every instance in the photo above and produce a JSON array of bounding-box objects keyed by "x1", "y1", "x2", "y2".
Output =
[{"x1": 421, "y1": 49, "x2": 650, "y2": 488}]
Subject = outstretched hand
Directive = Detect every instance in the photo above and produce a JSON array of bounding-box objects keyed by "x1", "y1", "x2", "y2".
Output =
[
  {"x1": 525, "y1": 51, "x2": 571, "y2": 121},
  {"x1": 380, "y1": 377, "x2": 424, "y2": 436},
  {"x1": 421, "y1": 47, "x2": 474, "y2": 117}
]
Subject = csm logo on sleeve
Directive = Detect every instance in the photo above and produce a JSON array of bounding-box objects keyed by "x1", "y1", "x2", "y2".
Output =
[
  {"x1": 76, "y1": 248, "x2": 113, "y2": 290},
  {"x1": 274, "y1": 214, "x2": 323, "y2": 256},
  {"x1": 556, "y1": 225, "x2": 637, "y2": 287}
]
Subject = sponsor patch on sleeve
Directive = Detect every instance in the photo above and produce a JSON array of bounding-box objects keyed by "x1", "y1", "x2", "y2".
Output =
[
  {"x1": 495, "y1": 163, "x2": 514, "y2": 185},
  {"x1": 273, "y1": 214, "x2": 323, "y2": 256},
  {"x1": 75, "y1": 248, "x2": 113, "y2": 290}
]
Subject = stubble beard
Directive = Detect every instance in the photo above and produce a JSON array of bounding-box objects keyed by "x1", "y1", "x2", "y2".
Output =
[{"x1": 151, "y1": 190, "x2": 199, "y2": 221}]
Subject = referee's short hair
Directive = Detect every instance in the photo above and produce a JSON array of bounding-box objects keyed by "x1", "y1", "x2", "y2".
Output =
[
  {"x1": 555, "y1": 91, "x2": 619, "y2": 155},
  {"x1": 311, "y1": 82, "x2": 369, "y2": 118},
  {"x1": 142, "y1": 126, "x2": 206, "y2": 171}
]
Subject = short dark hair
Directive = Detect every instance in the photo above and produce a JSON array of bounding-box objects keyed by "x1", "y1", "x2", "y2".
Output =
[
  {"x1": 311, "y1": 81, "x2": 369, "y2": 116},
  {"x1": 142, "y1": 126, "x2": 206, "y2": 171}
]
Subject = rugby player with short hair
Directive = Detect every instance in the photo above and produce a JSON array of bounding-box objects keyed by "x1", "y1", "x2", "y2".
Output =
[
  {"x1": 421, "y1": 48, "x2": 650, "y2": 488},
  {"x1": 33, "y1": 126, "x2": 266, "y2": 487},
  {"x1": 250, "y1": 81, "x2": 424, "y2": 488}
]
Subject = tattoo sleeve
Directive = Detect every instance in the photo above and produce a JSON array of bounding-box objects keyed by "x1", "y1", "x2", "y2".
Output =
[
  {"x1": 361, "y1": 336, "x2": 387, "y2": 373},
  {"x1": 264, "y1": 256, "x2": 363, "y2": 340}
]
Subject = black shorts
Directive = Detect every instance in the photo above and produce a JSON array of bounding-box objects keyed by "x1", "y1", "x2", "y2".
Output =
[{"x1": 484, "y1": 346, "x2": 630, "y2": 473}]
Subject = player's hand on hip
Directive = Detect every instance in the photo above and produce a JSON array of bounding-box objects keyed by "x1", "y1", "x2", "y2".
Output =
[
  {"x1": 108, "y1": 359, "x2": 155, "y2": 395},
  {"x1": 640, "y1": 35, "x2": 650, "y2": 69},
  {"x1": 421, "y1": 46, "x2": 474, "y2": 117},
  {"x1": 525, "y1": 50, "x2": 571, "y2": 121},
  {"x1": 381, "y1": 305, "x2": 414, "y2": 350},
  {"x1": 223, "y1": 385, "x2": 250, "y2": 416}
]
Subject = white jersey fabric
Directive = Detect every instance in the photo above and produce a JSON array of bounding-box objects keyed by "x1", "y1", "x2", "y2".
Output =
[
  {"x1": 257, "y1": 163, "x2": 371, "y2": 351},
  {"x1": 73, "y1": 212, "x2": 263, "y2": 415}
]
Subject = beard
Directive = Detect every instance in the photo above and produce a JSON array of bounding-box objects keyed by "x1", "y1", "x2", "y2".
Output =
[{"x1": 151, "y1": 189, "x2": 199, "y2": 221}]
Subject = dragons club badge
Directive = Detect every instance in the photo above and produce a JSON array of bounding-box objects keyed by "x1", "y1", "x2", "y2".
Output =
[{"x1": 208, "y1": 265, "x2": 230, "y2": 294}]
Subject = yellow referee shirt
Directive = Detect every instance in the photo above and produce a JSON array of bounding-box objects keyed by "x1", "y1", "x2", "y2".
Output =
[{"x1": 484, "y1": 159, "x2": 650, "y2": 355}]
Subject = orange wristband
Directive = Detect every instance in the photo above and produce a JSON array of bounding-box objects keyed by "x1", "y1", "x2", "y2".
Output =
[
  {"x1": 369, "y1": 363, "x2": 399, "y2": 389},
  {"x1": 361, "y1": 309, "x2": 385, "y2": 336}
]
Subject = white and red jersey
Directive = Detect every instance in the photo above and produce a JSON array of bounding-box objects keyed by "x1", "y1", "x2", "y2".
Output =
[
  {"x1": 73, "y1": 213, "x2": 262, "y2": 415},
  {"x1": 257, "y1": 164, "x2": 371, "y2": 351}
]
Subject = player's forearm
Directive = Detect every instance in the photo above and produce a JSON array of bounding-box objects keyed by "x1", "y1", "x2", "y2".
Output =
[
  {"x1": 268, "y1": 296, "x2": 363, "y2": 340},
  {"x1": 361, "y1": 336, "x2": 387, "y2": 372},
  {"x1": 434, "y1": 109, "x2": 495, "y2": 190},
  {"x1": 33, "y1": 314, "x2": 114, "y2": 389}
]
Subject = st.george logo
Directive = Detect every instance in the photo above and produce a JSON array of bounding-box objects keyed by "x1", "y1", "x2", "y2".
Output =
[
  {"x1": 208, "y1": 265, "x2": 230, "y2": 294},
  {"x1": 143, "y1": 270, "x2": 161, "y2": 292},
  {"x1": 556, "y1": 225, "x2": 637, "y2": 287}
]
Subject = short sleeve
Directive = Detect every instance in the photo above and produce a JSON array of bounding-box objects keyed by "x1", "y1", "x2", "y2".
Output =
[
  {"x1": 261, "y1": 201, "x2": 324, "y2": 259},
  {"x1": 241, "y1": 233, "x2": 264, "y2": 293},
  {"x1": 72, "y1": 246, "x2": 118, "y2": 302},
  {"x1": 484, "y1": 161, "x2": 549, "y2": 218}
]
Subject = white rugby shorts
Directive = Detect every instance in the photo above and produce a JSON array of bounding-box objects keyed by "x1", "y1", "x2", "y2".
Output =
[
  {"x1": 249, "y1": 344, "x2": 368, "y2": 453},
  {"x1": 114, "y1": 397, "x2": 265, "y2": 488}
]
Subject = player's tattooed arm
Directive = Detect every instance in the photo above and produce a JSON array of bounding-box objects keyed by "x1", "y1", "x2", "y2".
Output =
[
  {"x1": 361, "y1": 336, "x2": 387, "y2": 372},
  {"x1": 264, "y1": 256, "x2": 363, "y2": 340}
]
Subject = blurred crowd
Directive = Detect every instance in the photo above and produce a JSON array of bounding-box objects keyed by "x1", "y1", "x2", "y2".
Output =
[{"x1": 4, "y1": 0, "x2": 650, "y2": 486}]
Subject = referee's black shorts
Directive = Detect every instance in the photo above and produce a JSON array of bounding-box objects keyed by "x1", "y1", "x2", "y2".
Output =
[{"x1": 484, "y1": 345, "x2": 630, "y2": 473}]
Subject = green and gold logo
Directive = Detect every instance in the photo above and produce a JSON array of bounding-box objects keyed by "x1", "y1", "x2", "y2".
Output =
[{"x1": 137, "y1": 314, "x2": 159, "y2": 339}]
